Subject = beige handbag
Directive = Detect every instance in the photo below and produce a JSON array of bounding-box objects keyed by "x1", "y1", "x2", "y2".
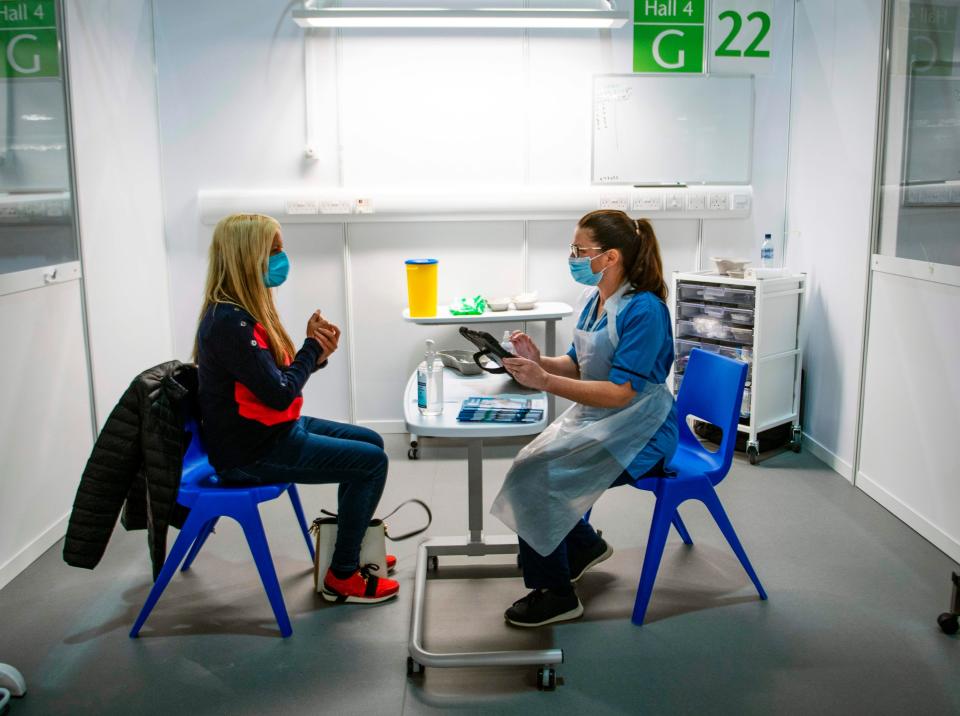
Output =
[{"x1": 311, "y1": 499, "x2": 432, "y2": 592}]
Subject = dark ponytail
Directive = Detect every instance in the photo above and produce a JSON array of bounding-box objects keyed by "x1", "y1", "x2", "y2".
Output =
[{"x1": 577, "y1": 210, "x2": 668, "y2": 302}]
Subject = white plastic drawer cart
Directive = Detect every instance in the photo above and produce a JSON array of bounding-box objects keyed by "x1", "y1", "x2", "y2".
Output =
[{"x1": 672, "y1": 271, "x2": 806, "y2": 464}]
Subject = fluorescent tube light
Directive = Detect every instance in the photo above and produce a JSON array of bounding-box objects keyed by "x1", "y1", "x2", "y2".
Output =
[{"x1": 293, "y1": 6, "x2": 628, "y2": 29}]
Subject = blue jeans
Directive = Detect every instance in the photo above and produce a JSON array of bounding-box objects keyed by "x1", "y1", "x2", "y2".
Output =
[
  {"x1": 517, "y1": 460, "x2": 666, "y2": 591},
  {"x1": 220, "y1": 416, "x2": 388, "y2": 574}
]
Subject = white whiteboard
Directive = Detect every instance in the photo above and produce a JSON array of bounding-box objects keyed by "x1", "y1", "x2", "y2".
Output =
[{"x1": 592, "y1": 75, "x2": 754, "y2": 185}]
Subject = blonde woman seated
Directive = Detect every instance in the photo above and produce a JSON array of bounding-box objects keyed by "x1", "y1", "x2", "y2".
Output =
[{"x1": 194, "y1": 213, "x2": 398, "y2": 604}]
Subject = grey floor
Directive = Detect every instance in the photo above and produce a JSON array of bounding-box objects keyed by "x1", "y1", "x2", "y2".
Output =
[{"x1": 1, "y1": 436, "x2": 957, "y2": 716}]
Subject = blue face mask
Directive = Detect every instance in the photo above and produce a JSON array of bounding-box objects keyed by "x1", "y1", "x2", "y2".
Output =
[
  {"x1": 264, "y1": 251, "x2": 290, "y2": 288},
  {"x1": 568, "y1": 252, "x2": 607, "y2": 286}
]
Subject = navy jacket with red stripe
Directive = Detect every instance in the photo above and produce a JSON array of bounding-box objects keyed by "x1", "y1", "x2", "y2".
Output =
[{"x1": 196, "y1": 303, "x2": 324, "y2": 471}]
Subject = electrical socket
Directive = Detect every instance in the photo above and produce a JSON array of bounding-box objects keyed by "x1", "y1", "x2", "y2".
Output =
[
  {"x1": 286, "y1": 198, "x2": 319, "y2": 215},
  {"x1": 708, "y1": 192, "x2": 730, "y2": 211},
  {"x1": 665, "y1": 192, "x2": 684, "y2": 211},
  {"x1": 600, "y1": 195, "x2": 628, "y2": 211},
  {"x1": 632, "y1": 193, "x2": 664, "y2": 211},
  {"x1": 319, "y1": 199, "x2": 352, "y2": 214},
  {"x1": 686, "y1": 193, "x2": 707, "y2": 211}
]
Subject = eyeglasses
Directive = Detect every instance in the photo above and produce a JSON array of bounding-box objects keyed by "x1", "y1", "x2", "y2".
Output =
[{"x1": 569, "y1": 243, "x2": 605, "y2": 259}]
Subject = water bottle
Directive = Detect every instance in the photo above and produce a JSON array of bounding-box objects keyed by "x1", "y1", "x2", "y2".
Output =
[
  {"x1": 417, "y1": 339, "x2": 443, "y2": 416},
  {"x1": 761, "y1": 233, "x2": 774, "y2": 268}
]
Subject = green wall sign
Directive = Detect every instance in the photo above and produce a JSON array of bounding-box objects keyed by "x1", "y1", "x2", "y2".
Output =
[
  {"x1": 633, "y1": 0, "x2": 706, "y2": 74},
  {"x1": 0, "y1": 1, "x2": 59, "y2": 79}
]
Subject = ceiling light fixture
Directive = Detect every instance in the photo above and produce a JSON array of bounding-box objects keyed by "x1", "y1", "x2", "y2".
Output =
[{"x1": 292, "y1": 1, "x2": 628, "y2": 29}]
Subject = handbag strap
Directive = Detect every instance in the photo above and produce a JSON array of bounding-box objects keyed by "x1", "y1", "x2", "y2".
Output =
[
  {"x1": 381, "y1": 499, "x2": 433, "y2": 541},
  {"x1": 313, "y1": 500, "x2": 432, "y2": 541}
]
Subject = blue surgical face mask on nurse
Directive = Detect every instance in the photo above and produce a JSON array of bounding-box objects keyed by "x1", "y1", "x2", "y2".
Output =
[
  {"x1": 568, "y1": 251, "x2": 609, "y2": 286},
  {"x1": 264, "y1": 250, "x2": 289, "y2": 288}
]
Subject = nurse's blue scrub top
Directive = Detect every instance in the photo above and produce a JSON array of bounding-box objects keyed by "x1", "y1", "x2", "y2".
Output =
[{"x1": 566, "y1": 288, "x2": 679, "y2": 478}]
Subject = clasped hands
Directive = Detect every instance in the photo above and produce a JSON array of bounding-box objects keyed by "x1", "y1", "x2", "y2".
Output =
[
  {"x1": 502, "y1": 331, "x2": 550, "y2": 391},
  {"x1": 307, "y1": 311, "x2": 340, "y2": 364}
]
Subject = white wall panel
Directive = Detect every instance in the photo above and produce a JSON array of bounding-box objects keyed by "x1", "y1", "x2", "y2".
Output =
[
  {"x1": 701, "y1": 0, "x2": 797, "y2": 270},
  {"x1": 858, "y1": 270, "x2": 960, "y2": 561},
  {"x1": 347, "y1": 221, "x2": 525, "y2": 427},
  {"x1": 338, "y1": 32, "x2": 527, "y2": 186},
  {"x1": 274, "y1": 223, "x2": 351, "y2": 423},
  {"x1": 0, "y1": 281, "x2": 93, "y2": 589},
  {"x1": 784, "y1": 0, "x2": 883, "y2": 477},
  {"x1": 65, "y1": 0, "x2": 173, "y2": 425}
]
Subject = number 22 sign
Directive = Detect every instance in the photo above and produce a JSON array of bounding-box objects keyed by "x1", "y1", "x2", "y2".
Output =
[{"x1": 710, "y1": 0, "x2": 774, "y2": 75}]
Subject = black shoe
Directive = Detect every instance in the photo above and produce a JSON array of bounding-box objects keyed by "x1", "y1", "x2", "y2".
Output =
[
  {"x1": 568, "y1": 538, "x2": 613, "y2": 583},
  {"x1": 504, "y1": 588, "x2": 584, "y2": 628}
]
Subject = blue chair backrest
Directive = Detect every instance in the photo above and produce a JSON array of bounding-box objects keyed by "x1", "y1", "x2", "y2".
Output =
[
  {"x1": 181, "y1": 417, "x2": 218, "y2": 489},
  {"x1": 675, "y1": 348, "x2": 748, "y2": 485}
]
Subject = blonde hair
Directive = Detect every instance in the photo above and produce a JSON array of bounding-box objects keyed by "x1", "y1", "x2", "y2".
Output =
[{"x1": 193, "y1": 213, "x2": 296, "y2": 367}]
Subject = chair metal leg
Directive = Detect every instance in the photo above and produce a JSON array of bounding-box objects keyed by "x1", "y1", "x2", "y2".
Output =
[
  {"x1": 671, "y1": 511, "x2": 693, "y2": 545},
  {"x1": 632, "y1": 494, "x2": 679, "y2": 626},
  {"x1": 130, "y1": 507, "x2": 211, "y2": 637},
  {"x1": 181, "y1": 517, "x2": 219, "y2": 572},
  {"x1": 287, "y1": 484, "x2": 315, "y2": 561},
  {"x1": 238, "y1": 501, "x2": 293, "y2": 637},
  {"x1": 699, "y1": 487, "x2": 767, "y2": 601}
]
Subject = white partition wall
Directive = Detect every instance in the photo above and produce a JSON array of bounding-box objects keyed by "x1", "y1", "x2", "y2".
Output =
[
  {"x1": 857, "y1": 265, "x2": 960, "y2": 562},
  {"x1": 854, "y1": 0, "x2": 960, "y2": 562},
  {"x1": 784, "y1": 0, "x2": 884, "y2": 479},
  {"x1": 65, "y1": 0, "x2": 173, "y2": 426},
  {"x1": 0, "y1": 280, "x2": 94, "y2": 589}
]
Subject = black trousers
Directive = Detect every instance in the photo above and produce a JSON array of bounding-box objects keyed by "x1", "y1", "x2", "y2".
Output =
[{"x1": 517, "y1": 460, "x2": 667, "y2": 591}]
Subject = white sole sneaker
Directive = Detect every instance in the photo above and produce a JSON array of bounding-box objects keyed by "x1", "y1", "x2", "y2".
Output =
[
  {"x1": 505, "y1": 598, "x2": 584, "y2": 628},
  {"x1": 570, "y1": 542, "x2": 614, "y2": 583},
  {"x1": 321, "y1": 587, "x2": 399, "y2": 604}
]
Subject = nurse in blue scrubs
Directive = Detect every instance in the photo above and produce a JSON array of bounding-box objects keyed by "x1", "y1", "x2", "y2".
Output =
[{"x1": 490, "y1": 209, "x2": 678, "y2": 628}]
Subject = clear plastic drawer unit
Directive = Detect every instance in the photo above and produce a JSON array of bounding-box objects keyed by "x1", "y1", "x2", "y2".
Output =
[{"x1": 672, "y1": 271, "x2": 806, "y2": 464}]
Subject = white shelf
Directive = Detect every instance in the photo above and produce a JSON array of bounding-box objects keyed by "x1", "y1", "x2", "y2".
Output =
[{"x1": 402, "y1": 301, "x2": 573, "y2": 325}]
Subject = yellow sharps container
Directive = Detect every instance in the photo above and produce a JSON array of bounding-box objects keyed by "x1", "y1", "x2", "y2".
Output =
[{"x1": 405, "y1": 259, "x2": 439, "y2": 317}]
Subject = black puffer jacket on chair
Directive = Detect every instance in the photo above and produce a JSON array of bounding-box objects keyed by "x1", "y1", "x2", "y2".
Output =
[{"x1": 63, "y1": 361, "x2": 197, "y2": 579}]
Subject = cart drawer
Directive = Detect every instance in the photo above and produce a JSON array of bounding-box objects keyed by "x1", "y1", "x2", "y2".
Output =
[
  {"x1": 701, "y1": 285, "x2": 754, "y2": 307},
  {"x1": 676, "y1": 319, "x2": 754, "y2": 346},
  {"x1": 703, "y1": 304, "x2": 755, "y2": 326},
  {"x1": 674, "y1": 339, "x2": 752, "y2": 379}
]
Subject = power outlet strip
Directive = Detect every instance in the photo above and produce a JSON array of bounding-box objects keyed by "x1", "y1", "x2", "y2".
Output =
[
  {"x1": 708, "y1": 192, "x2": 730, "y2": 211},
  {"x1": 632, "y1": 193, "x2": 664, "y2": 212},
  {"x1": 686, "y1": 193, "x2": 707, "y2": 211}
]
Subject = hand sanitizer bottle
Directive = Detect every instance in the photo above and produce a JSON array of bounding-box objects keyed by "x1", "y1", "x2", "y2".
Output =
[
  {"x1": 417, "y1": 339, "x2": 443, "y2": 416},
  {"x1": 761, "y1": 233, "x2": 774, "y2": 268}
]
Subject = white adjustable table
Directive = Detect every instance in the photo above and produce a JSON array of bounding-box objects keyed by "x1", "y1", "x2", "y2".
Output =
[
  {"x1": 403, "y1": 368, "x2": 564, "y2": 688},
  {"x1": 402, "y1": 301, "x2": 573, "y2": 425}
]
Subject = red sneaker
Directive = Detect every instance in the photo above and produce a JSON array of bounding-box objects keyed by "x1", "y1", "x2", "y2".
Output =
[
  {"x1": 387, "y1": 554, "x2": 397, "y2": 574},
  {"x1": 322, "y1": 566, "x2": 399, "y2": 604}
]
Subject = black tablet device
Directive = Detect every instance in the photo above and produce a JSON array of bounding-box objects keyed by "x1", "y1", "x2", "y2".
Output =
[{"x1": 458, "y1": 326, "x2": 514, "y2": 373}]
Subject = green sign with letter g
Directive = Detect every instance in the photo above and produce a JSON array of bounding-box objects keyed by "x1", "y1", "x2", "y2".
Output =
[
  {"x1": 633, "y1": 0, "x2": 706, "y2": 74},
  {"x1": 0, "y1": 0, "x2": 59, "y2": 79}
]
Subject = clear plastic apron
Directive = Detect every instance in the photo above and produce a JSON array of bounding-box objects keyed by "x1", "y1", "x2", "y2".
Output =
[{"x1": 490, "y1": 284, "x2": 674, "y2": 556}]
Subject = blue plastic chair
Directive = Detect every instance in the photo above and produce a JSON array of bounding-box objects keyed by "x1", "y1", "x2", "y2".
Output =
[
  {"x1": 129, "y1": 418, "x2": 315, "y2": 638},
  {"x1": 627, "y1": 348, "x2": 767, "y2": 625}
]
